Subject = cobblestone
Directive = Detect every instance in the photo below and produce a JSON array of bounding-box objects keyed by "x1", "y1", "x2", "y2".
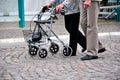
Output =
[
  {"x1": 0, "y1": 17, "x2": 120, "y2": 80},
  {"x1": 0, "y1": 41, "x2": 120, "y2": 80}
]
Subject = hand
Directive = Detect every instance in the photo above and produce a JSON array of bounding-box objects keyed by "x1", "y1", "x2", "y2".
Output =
[
  {"x1": 56, "y1": 4, "x2": 64, "y2": 12},
  {"x1": 84, "y1": 0, "x2": 91, "y2": 9}
]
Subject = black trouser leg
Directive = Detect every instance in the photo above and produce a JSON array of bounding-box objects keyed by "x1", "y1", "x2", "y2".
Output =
[
  {"x1": 64, "y1": 13, "x2": 86, "y2": 55},
  {"x1": 77, "y1": 31, "x2": 86, "y2": 50},
  {"x1": 64, "y1": 13, "x2": 79, "y2": 55}
]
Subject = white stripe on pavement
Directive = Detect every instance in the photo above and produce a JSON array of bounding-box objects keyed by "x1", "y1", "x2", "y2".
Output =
[{"x1": 0, "y1": 32, "x2": 120, "y2": 43}]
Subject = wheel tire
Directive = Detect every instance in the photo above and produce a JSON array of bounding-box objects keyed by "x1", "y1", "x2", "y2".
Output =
[
  {"x1": 63, "y1": 46, "x2": 72, "y2": 57},
  {"x1": 29, "y1": 46, "x2": 38, "y2": 56},
  {"x1": 49, "y1": 43, "x2": 59, "y2": 54},
  {"x1": 39, "y1": 48, "x2": 48, "y2": 58}
]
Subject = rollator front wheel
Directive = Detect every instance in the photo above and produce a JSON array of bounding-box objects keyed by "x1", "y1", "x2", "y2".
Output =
[
  {"x1": 63, "y1": 46, "x2": 72, "y2": 57},
  {"x1": 29, "y1": 46, "x2": 38, "y2": 56},
  {"x1": 39, "y1": 49, "x2": 48, "y2": 58},
  {"x1": 49, "y1": 43, "x2": 59, "y2": 54}
]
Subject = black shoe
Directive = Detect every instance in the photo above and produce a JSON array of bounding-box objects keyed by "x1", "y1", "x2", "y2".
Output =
[
  {"x1": 98, "y1": 48, "x2": 106, "y2": 53},
  {"x1": 81, "y1": 55, "x2": 98, "y2": 60}
]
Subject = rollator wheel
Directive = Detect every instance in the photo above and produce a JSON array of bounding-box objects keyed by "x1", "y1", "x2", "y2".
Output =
[
  {"x1": 29, "y1": 46, "x2": 38, "y2": 56},
  {"x1": 39, "y1": 49, "x2": 48, "y2": 58},
  {"x1": 63, "y1": 46, "x2": 72, "y2": 57},
  {"x1": 49, "y1": 43, "x2": 59, "y2": 54}
]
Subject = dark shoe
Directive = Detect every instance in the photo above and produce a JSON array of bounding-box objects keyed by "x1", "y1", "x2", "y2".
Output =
[
  {"x1": 98, "y1": 48, "x2": 106, "y2": 53},
  {"x1": 81, "y1": 55, "x2": 98, "y2": 60}
]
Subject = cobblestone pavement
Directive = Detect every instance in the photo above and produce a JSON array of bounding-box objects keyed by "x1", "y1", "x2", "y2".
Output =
[
  {"x1": 0, "y1": 17, "x2": 120, "y2": 80},
  {"x1": 1, "y1": 39, "x2": 120, "y2": 80}
]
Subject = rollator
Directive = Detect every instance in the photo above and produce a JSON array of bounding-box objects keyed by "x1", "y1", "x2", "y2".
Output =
[{"x1": 25, "y1": 6, "x2": 72, "y2": 58}]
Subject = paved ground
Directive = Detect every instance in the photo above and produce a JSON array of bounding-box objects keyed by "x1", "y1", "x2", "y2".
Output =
[{"x1": 0, "y1": 15, "x2": 120, "y2": 80}]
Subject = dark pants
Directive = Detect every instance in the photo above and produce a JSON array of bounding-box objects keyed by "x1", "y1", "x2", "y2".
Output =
[{"x1": 64, "y1": 13, "x2": 86, "y2": 55}]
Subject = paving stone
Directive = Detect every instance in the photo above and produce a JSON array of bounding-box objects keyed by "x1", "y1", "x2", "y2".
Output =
[{"x1": 1, "y1": 18, "x2": 120, "y2": 80}]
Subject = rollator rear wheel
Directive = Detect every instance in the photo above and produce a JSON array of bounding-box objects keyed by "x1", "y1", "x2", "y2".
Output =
[
  {"x1": 49, "y1": 43, "x2": 59, "y2": 54},
  {"x1": 29, "y1": 46, "x2": 38, "y2": 56},
  {"x1": 39, "y1": 49, "x2": 48, "y2": 58},
  {"x1": 63, "y1": 46, "x2": 72, "y2": 57}
]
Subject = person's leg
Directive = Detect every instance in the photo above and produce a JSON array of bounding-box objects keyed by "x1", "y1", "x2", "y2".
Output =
[
  {"x1": 80, "y1": 1, "x2": 88, "y2": 51},
  {"x1": 85, "y1": 1, "x2": 100, "y2": 56},
  {"x1": 98, "y1": 41, "x2": 106, "y2": 53},
  {"x1": 77, "y1": 31, "x2": 86, "y2": 51},
  {"x1": 80, "y1": 1, "x2": 87, "y2": 36},
  {"x1": 80, "y1": 1, "x2": 100, "y2": 60},
  {"x1": 80, "y1": 1, "x2": 106, "y2": 54},
  {"x1": 64, "y1": 13, "x2": 80, "y2": 56}
]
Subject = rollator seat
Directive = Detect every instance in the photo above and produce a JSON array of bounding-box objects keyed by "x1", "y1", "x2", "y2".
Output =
[{"x1": 34, "y1": 20, "x2": 55, "y2": 24}]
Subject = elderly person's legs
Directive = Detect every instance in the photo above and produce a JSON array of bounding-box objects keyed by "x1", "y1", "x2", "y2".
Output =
[
  {"x1": 65, "y1": 12, "x2": 88, "y2": 56},
  {"x1": 80, "y1": 1, "x2": 103, "y2": 60}
]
